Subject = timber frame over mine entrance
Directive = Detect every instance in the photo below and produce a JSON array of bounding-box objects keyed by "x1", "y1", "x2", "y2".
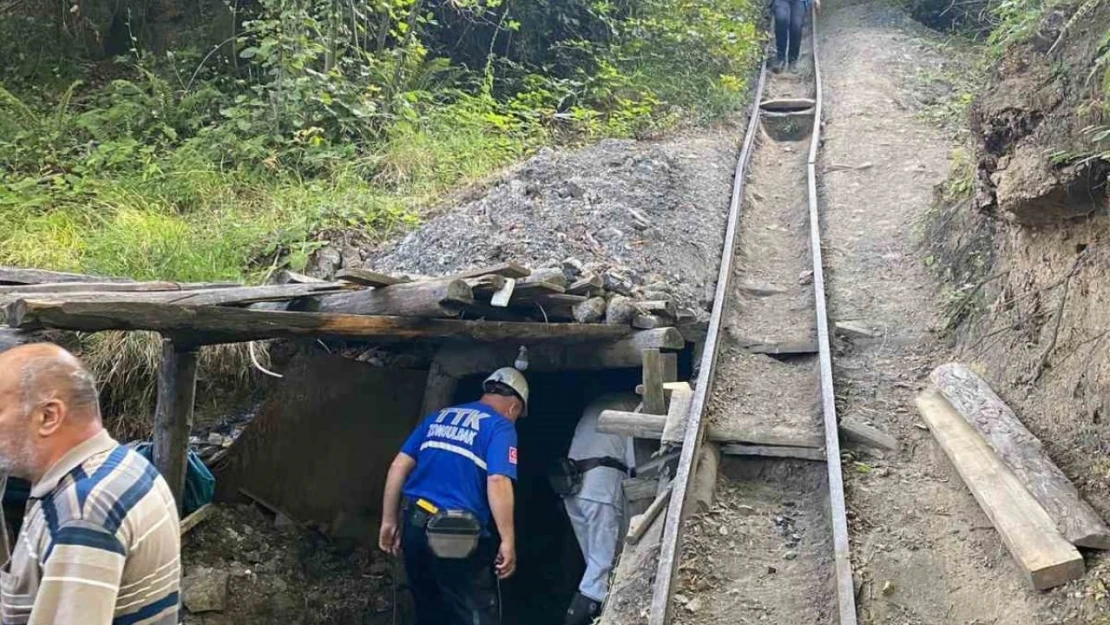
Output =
[{"x1": 0, "y1": 263, "x2": 694, "y2": 518}]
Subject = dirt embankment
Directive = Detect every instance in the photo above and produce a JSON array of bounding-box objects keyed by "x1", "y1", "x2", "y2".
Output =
[{"x1": 968, "y1": 2, "x2": 1110, "y2": 225}]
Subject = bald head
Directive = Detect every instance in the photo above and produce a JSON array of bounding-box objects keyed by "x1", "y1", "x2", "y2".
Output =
[{"x1": 0, "y1": 343, "x2": 101, "y2": 422}]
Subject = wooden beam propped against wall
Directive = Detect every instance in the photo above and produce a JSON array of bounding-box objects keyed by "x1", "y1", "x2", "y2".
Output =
[{"x1": 153, "y1": 338, "x2": 198, "y2": 512}]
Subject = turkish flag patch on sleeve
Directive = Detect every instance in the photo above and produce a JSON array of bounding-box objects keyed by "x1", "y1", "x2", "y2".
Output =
[{"x1": 509, "y1": 447, "x2": 518, "y2": 465}]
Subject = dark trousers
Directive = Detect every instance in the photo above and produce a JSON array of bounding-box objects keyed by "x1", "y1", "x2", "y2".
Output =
[
  {"x1": 773, "y1": 0, "x2": 805, "y2": 63},
  {"x1": 402, "y1": 508, "x2": 500, "y2": 625}
]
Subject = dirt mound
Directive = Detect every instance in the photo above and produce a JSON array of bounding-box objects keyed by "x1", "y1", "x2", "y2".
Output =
[
  {"x1": 969, "y1": 3, "x2": 1110, "y2": 224},
  {"x1": 181, "y1": 504, "x2": 394, "y2": 625},
  {"x1": 365, "y1": 134, "x2": 743, "y2": 319}
]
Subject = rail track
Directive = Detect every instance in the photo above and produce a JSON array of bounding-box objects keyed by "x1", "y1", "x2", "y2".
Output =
[{"x1": 645, "y1": 11, "x2": 857, "y2": 625}]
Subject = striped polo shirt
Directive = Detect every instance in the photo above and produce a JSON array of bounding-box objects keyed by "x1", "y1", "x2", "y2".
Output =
[{"x1": 1, "y1": 430, "x2": 181, "y2": 625}]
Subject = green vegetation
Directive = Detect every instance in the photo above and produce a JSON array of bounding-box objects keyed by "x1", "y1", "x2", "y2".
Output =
[{"x1": 0, "y1": 0, "x2": 764, "y2": 283}]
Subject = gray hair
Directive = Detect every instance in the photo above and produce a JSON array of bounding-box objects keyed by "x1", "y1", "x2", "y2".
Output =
[{"x1": 20, "y1": 351, "x2": 102, "y2": 420}]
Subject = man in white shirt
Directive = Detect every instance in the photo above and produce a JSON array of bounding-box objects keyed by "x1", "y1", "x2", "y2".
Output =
[{"x1": 561, "y1": 393, "x2": 638, "y2": 625}]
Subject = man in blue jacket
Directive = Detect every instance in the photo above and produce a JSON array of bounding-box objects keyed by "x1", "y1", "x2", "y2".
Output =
[{"x1": 379, "y1": 367, "x2": 529, "y2": 625}]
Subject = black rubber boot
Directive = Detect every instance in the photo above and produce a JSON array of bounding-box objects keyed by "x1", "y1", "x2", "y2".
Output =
[
  {"x1": 564, "y1": 592, "x2": 602, "y2": 625},
  {"x1": 771, "y1": 58, "x2": 785, "y2": 74}
]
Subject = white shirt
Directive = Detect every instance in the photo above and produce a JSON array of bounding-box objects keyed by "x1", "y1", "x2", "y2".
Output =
[{"x1": 568, "y1": 393, "x2": 639, "y2": 505}]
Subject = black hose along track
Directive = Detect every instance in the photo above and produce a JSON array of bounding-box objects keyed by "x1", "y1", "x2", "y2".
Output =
[{"x1": 665, "y1": 14, "x2": 856, "y2": 625}]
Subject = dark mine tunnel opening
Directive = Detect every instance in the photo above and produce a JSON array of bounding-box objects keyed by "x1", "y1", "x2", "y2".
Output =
[{"x1": 451, "y1": 357, "x2": 691, "y2": 624}]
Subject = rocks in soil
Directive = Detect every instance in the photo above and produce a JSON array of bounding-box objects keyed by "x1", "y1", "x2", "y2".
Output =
[
  {"x1": 573, "y1": 297, "x2": 608, "y2": 323},
  {"x1": 605, "y1": 296, "x2": 638, "y2": 325},
  {"x1": 367, "y1": 138, "x2": 738, "y2": 323},
  {"x1": 182, "y1": 567, "x2": 230, "y2": 613}
]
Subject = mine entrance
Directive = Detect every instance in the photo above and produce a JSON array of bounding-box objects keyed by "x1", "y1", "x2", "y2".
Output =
[{"x1": 453, "y1": 368, "x2": 643, "y2": 625}]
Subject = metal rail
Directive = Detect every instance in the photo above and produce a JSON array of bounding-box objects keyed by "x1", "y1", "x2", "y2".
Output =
[{"x1": 648, "y1": 9, "x2": 859, "y2": 625}]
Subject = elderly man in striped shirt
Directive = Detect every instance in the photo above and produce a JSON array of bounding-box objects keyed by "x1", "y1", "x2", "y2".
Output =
[{"x1": 0, "y1": 343, "x2": 180, "y2": 625}]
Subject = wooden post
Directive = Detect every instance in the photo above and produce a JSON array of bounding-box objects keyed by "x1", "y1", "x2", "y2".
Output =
[
  {"x1": 153, "y1": 338, "x2": 198, "y2": 512},
  {"x1": 642, "y1": 349, "x2": 665, "y2": 415},
  {"x1": 422, "y1": 352, "x2": 460, "y2": 417}
]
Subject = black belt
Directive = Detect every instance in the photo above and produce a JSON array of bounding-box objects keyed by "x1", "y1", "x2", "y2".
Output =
[{"x1": 576, "y1": 457, "x2": 631, "y2": 475}]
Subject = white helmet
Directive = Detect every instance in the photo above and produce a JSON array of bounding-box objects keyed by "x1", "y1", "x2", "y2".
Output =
[{"x1": 484, "y1": 367, "x2": 529, "y2": 415}]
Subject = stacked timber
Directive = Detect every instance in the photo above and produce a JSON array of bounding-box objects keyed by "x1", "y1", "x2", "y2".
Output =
[{"x1": 0, "y1": 262, "x2": 693, "y2": 330}]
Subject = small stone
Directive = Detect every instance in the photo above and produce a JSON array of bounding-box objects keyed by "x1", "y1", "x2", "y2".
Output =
[
  {"x1": 207, "y1": 432, "x2": 225, "y2": 446},
  {"x1": 783, "y1": 551, "x2": 797, "y2": 560},
  {"x1": 573, "y1": 297, "x2": 607, "y2": 323},
  {"x1": 562, "y1": 257, "x2": 585, "y2": 279},
  {"x1": 914, "y1": 422, "x2": 929, "y2": 431},
  {"x1": 673, "y1": 593, "x2": 690, "y2": 605},
  {"x1": 767, "y1": 566, "x2": 777, "y2": 574},
  {"x1": 798, "y1": 270, "x2": 814, "y2": 285},
  {"x1": 605, "y1": 295, "x2": 637, "y2": 325},
  {"x1": 882, "y1": 581, "x2": 896, "y2": 596},
  {"x1": 685, "y1": 597, "x2": 704, "y2": 613},
  {"x1": 182, "y1": 567, "x2": 230, "y2": 613},
  {"x1": 874, "y1": 467, "x2": 891, "y2": 478},
  {"x1": 736, "y1": 504, "x2": 757, "y2": 516},
  {"x1": 719, "y1": 525, "x2": 729, "y2": 536}
]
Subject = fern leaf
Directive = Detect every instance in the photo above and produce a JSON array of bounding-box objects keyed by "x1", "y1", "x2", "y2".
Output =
[{"x1": 53, "y1": 80, "x2": 84, "y2": 134}]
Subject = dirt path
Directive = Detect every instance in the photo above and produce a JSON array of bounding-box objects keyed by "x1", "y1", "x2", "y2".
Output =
[{"x1": 816, "y1": 1, "x2": 1049, "y2": 623}]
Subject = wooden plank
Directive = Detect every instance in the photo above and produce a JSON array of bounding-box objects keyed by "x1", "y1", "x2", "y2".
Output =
[
  {"x1": 598, "y1": 410, "x2": 824, "y2": 449},
  {"x1": 0, "y1": 283, "x2": 346, "y2": 308},
  {"x1": 432, "y1": 328, "x2": 685, "y2": 377},
  {"x1": 807, "y1": 155, "x2": 857, "y2": 625},
  {"x1": 623, "y1": 477, "x2": 660, "y2": 503},
  {"x1": 0, "y1": 281, "x2": 236, "y2": 295},
  {"x1": 721, "y1": 444, "x2": 826, "y2": 462},
  {"x1": 508, "y1": 281, "x2": 566, "y2": 304},
  {"x1": 336, "y1": 268, "x2": 409, "y2": 287},
  {"x1": 0, "y1": 266, "x2": 116, "y2": 285},
  {"x1": 840, "y1": 418, "x2": 900, "y2": 452},
  {"x1": 650, "y1": 58, "x2": 768, "y2": 625},
  {"x1": 8, "y1": 300, "x2": 634, "y2": 345},
  {"x1": 628, "y1": 482, "x2": 673, "y2": 545},
  {"x1": 490, "y1": 278, "x2": 516, "y2": 308},
  {"x1": 642, "y1": 349, "x2": 666, "y2": 415},
  {"x1": 661, "y1": 353, "x2": 678, "y2": 384},
  {"x1": 745, "y1": 340, "x2": 818, "y2": 356},
  {"x1": 688, "y1": 442, "x2": 720, "y2": 515},
  {"x1": 293, "y1": 278, "x2": 473, "y2": 318},
  {"x1": 180, "y1": 503, "x2": 215, "y2": 536},
  {"x1": 153, "y1": 339, "x2": 198, "y2": 512},
  {"x1": 567, "y1": 273, "x2": 603, "y2": 295},
  {"x1": 931, "y1": 363, "x2": 1110, "y2": 549},
  {"x1": 275, "y1": 270, "x2": 326, "y2": 284},
  {"x1": 444, "y1": 262, "x2": 531, "y2": 281},
  {"x1": 915, "y1": 387, "x2": 1085, "y2": 589},
  {"x1": 661, "y1": 388, "x2": 694, "y2": 445}
]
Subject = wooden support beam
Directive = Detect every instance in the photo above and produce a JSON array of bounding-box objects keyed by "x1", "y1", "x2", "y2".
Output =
[
  {"x1": 422, "y1": 351, "x2": 460, "y2": 416},
  {"x1": 661, "y1": 388, "x2": 694, "y2": 445},
  {"x1": 1, "y1": 283, "x2": 346, "y2": 308},
  {"x1": 931, "y1": 363, "x2": 1110, "y2": 549},
  {"x1": 642, "y1": 349, "x2": 666, "y2": 415},
  {"x1": 915, "y1": 387, "x2": 1084, "y2": 589},
  {"x1": 336, "y1": 268, "x2": 409, "y2": 287},
  {"x1": 153, "y1": 339, "x2": 198, "y2": 512},
  {"x1": 0, "y1": 266, "x2": 116, "y2": 285},
  {"x1": 720, "y1": 444, "x2": 826, "y2": 462},
  {"x1": 8, "y1": 300, "x2": 633, "y2": 345},
  {"x1": 445, "y1": 263, "x2": 531, "y2": 281},
  {"x1": 688, "y1": 442, "x2": 720, "y2": 515},
  {"x1": 275, "y1": 270, "x2": 326, "y2": 284},
  {"x1": 0, "y1": 281, "x2": 237, "y2": 295},
  {"x1": 628, "y1": 482, "x2": 673, "y2": 545},
  {"x1": 293, "y1": 278, "x2": 473, "y2": 318},
  {"x1": 180, "y1": 503, "x2": 215, "y2": 537},
  {"x1": 661, "y1": 353, "x2": 678, "y2": 384},
  {"x1": 598, "y1": 410, "x2": 824, "y2": 449}
]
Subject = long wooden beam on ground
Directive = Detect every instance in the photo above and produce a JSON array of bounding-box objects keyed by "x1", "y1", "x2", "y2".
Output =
[
  {"x1": 648, "y1": 57, "x2": 769, "y2": 625},
  {"x1": 915, "y1": 387, "x2": 1084, "y2": 589},
  {"x1": 0, "y1": 283, "x2": 347, "y2": 309},
  {"x1": 931, "y1": 363, "x2": 1110, "y2": 549},
  {"x1": 8, "y1": 300, "x2": 635, "y2": 345}
]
